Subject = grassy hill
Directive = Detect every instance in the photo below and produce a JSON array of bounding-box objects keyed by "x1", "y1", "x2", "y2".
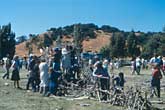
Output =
[
  {"x1": 15, "y1": 30, "x2": 112, "y2": 57},
  {"x1": 15, "y1": 23, "x2": 165, "y2": 58}
]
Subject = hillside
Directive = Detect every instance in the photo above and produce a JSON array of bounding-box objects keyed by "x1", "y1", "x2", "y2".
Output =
[
  {"x1": 15, "y1": 23, "x2": 165, "y2": 58},
  {"x1": 82, "y1": 31, "x2": 111, "y2": 52},
  {"x1": 15, "y1": 30, "x2": 112, "y2": 57}
]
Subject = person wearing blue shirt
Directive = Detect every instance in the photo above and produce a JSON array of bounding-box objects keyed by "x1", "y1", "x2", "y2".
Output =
[{"x1": 47, "y1": 67, "x2": 61, "y2": 96}]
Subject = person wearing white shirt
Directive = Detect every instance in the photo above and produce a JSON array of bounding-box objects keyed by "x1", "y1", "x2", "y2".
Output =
[{"x1": 39, "y1": 58, "x2": 49, "y2": 96}]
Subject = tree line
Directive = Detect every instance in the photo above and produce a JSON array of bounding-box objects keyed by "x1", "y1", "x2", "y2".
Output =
[
  {"x1": 5, "y1": 23, "x2": 165, "y2": 59},
  {"x1": 47, "y1": 23, "x2": 165, "y2": 59},
  {"x1": 100, "y1": 31, "x2": 165, "y2": 59}
]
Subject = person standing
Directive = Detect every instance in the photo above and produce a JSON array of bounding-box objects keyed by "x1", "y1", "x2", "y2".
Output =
[
  {"x1": 150, "y1": 54, "x2": 160, "y2": 69},
  {"x1": 53, "y1": 47, "x2": 61, "y2": 71},
  {"x1": 131, "y1": 57, "x2": 136, "y2": 75},
  {"x1": 26, "y1": 55, "x2": 36, "y2": 91},
  {"x1": 23, "y1": 56, "x2": 28, "y2": 69},
  {"x1": 2, "y1": 54, "x2": 11, "y2": 79},
  {"x1": 93, "y1": 61, "x2": 110, "y2": 101},
  {"x1": 39, "y1": 58, "x2": 49, "y2": 96},
  {"x1": 135, "y1": 56, "x2": 141, "y2": 75},
  {"x1": 33, "y1": 59, "x2": 41, "y2": 92},
  {"x1": 61, "y1": 46, "x2": 71, "y2": 74},
  {"x1": 11, "y1": 55, "x2": 21, "y2": 88},
  {"x1": 150, "y1": 64, "x2": 163, "y2": 98}
]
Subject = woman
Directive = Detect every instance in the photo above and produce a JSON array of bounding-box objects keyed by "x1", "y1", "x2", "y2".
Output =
[{"x1": 11, "y1": 55, "x2": 20, "y2": 88}]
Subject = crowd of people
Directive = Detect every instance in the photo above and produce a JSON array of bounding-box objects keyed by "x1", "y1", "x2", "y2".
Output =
[
  {"x1": 2, "y1": 45, "x2": 81, "y2": 96},
  {"x1": 1, "y1": 46, "x2": 165, "y2": 99},
  {"x1": 130, "y1": 54, "x2": 164, "y2": 98}
]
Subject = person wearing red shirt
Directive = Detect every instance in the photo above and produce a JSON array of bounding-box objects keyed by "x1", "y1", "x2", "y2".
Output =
[{"x1": 151, "y1": 64, "x2": 163, "y2": 98}]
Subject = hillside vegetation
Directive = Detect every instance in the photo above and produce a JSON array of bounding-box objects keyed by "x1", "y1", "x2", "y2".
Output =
[{"x1": 15, "y1": 23, "x2": 165, "y2": 58}]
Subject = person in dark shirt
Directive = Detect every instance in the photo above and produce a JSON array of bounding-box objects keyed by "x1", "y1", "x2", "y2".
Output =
[
  {"x1": 33, "y1": 59, "x2": 40, "y2": 92},
  {"x1": 93, "y1": 61, "x2": 110, "y2": 101},
  {"x1": 26, "y1": 56, "x2": 36, "y2": 91},
  {"x1": 53, "y1": 47, "x2": 61, "y2": 71}
]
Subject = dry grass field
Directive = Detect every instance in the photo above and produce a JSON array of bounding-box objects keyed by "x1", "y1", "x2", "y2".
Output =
[{"x1": 0, "y1": 66, "x2": 164, "y2": 110}]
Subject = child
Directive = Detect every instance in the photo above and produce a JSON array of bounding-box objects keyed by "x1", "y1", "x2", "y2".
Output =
[
  {"x1": 113, "y1": 72, "x2": 125, "y2": 90},
  {"x1": 151, "y1": 63, "x2": 162, "y2": 98},
  {"x1": 47, "y1": 67, "x2": 61, "y2": 96}
]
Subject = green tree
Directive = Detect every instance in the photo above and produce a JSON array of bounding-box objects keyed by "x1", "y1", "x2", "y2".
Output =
[
  {"x1": 142, "y1": 34, "x2": 162, "y2": 57},
  {"x1": 100, "y1": 25, "x2": 120, "y2": 33},
  {"x1": 100, "y1": 45, "x2": 110, "y2": 58},
  {"x1": 0, "y1": 23, "x2": 15, "y2": 59},
  {"x1": 154, "y1": 34, "x2": 164, "y2": 56},
  {"x1": 109, "y1": 32, "x2": 125, "y2": 58},
  {"x1": 127, "y1": 31, "x2": 140, "y2": 57},
  {"x1": 43, "y1": 34, "x2": 53, "y2": 47}
]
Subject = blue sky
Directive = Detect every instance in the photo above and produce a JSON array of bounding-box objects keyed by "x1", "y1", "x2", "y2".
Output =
[{"x1": 0, "y1": 0, "x2": 165, "y2": 37}]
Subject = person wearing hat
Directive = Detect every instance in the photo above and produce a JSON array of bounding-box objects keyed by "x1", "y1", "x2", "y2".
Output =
[{"x1": 150, "y1": 63, "x2": 163, "y2": 98}]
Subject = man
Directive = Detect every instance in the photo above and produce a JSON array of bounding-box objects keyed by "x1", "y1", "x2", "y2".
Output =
[
  {"x1": 26, "y1": 55, "x2": 36, "y2": 91},
  {"x1": 135, "y1": 56, "x2": 142, "y2": 75}
]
